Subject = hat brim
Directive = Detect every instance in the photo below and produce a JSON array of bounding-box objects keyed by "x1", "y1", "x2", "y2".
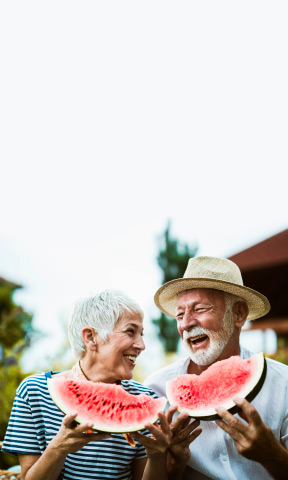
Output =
[{"x1": 154, "y1": 278, "x2": 270, "y2": 321}]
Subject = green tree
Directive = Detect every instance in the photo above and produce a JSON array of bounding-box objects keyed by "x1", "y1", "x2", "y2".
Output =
[
  {"x1": 0, "y1": 277, "x2": 35, "y2": 468},
  {"x1": 152, "y1": 222, "x2": 198, "y2": 353}
]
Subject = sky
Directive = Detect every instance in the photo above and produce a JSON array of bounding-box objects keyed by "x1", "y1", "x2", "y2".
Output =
[{"x1": 0, "y1": 1, "x2": 287, "y2": 374}]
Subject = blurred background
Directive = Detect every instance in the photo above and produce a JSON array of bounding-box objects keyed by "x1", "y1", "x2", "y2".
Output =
[{"x1": 1, "y1": 0, "x2": 288, "y2": 469}]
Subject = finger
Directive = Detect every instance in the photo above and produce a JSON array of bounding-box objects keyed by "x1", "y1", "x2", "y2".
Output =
[
  {"x1": 237, "y1": 409, "x2": 249, "y2": 424},
  {"x1": 157, "y1": 411, "x2": 171, "y2": 435},
  {"x1": 170, "y1": 421, "x2": 201, "y2": 446},
  {"x1": 215, "y1": 418, "x2": 240, "y2": 440},
  {"x1": 176, "y1": 427, "x2": 202, "y2": 447},
  {"x1": 131, "y1": 431, "x2": 152, "y2": 447},
  {"x1": 144, "y1": 422, "x2": 166, "y2": 440},
  {"x1": 215, "y1": 406, "x2": 242, "y2": 425},
  {"x1": 233, "y1": 397, "x2": 263, "y2": 427},
  {"x1": 170, "y1": 412, "x2": 191, "y2": 433},
  {"x1": 166, "y1": 405, "x2": 178, "y2": 424},
  {"x1": 145, "y1": 419, "x2": 173, "y2": 445},
  {"x1": 189, "y1": 427, "x2": 202, "y2": 444},
  {"x1": 215, "y1": 415, "x2": 246, "y2": 442},
  {"x1": 62, "y1": 412, "x2": 79, "y2": 428},
  {"x1": 74, "y1": 421, "x2": 95, "y2": 434},
  {"x1": 173, "y1": 416, "x2": 200, "y2": 436}
]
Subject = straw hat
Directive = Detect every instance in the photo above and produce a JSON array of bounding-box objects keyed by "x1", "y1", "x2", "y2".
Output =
[{"x1": 154, "y1": 256, "x2": 270, "y2": 321}]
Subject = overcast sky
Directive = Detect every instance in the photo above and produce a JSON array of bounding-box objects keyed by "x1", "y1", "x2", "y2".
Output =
[{"x1": 0, "y1": 1, "x2": 287, "y2": 372}]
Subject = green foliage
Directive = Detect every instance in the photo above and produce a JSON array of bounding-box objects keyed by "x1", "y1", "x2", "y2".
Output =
[
  {"x1": 0, "y1": 286, "x2": 34, "y2": 351},
  {"x1": 0, "y1": 281, "x2": 35, "y2": 469},
  {"x1": 267, "y1": 338, "x2": 288, "y2": 365},
  {"x1": 0, "y1": 364, "x2": 28, "y2": 468},
  {"x1": 152, "y1": 222, "x2": 197, "y2": 353}
]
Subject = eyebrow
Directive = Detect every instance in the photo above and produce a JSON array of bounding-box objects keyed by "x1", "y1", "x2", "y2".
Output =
[
  {"x1": 176, "y1": 301, "x2": 211, "y2": 312},
  {"x1": 127, "y1": 322, "x2": 144, "y2": 332}
]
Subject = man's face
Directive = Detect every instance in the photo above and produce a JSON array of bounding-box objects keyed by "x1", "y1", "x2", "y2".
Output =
[{"x1": 175, "y1": 288, "x2": 235, "y2": 366}]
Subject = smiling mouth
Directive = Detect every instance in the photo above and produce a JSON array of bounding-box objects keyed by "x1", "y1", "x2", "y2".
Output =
[
  {"x1": 190, "y1": 334, "x2": 209, "y2": 345},
  {"x1": 123, "y1": 355, "x2": 136, "y2": 366}
]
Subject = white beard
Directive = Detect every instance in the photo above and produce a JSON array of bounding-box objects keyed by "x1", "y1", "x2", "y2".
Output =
[{"x1": 183, "y1": 308, "x2": 235, "y2": 366}]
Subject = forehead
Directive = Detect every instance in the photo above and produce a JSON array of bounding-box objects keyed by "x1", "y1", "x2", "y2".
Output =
[
  {"x1": 176, "y1": 288, "x2": 225, "y2": 307},
  {"x1": 116, "y1": 310, "x2": 143, "y2": 327}
]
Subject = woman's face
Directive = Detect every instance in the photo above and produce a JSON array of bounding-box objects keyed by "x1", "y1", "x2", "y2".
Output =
[{"x1": 95, "y1": 310, "x2": 145, "y2": 383}]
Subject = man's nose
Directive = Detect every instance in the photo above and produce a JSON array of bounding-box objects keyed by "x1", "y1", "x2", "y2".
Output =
[{"x1": 181, "y1": 311, "x2": 198, "y2": 331}]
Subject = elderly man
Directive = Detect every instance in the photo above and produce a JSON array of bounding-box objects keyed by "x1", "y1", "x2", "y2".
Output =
[{"x1": 144, "y1": 256, "x2": 288, "y2": 480}]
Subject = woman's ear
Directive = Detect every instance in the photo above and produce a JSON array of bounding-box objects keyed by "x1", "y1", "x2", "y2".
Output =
[
  {"x1": 82, "y1": 327, "x2": 98, "y2": 351},
  {"x1": 233, "y1": 301, "x2": 249, "y2": 328}
]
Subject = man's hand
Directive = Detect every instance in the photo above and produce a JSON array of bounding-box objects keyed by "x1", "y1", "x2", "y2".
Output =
[{"x1": 215, "y1": 396, "x2": 288, "y2": 480}]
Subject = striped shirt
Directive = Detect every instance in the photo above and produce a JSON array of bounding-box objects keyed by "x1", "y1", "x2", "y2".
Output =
[{"x1": 2, "y1": 372, "x2": 158, "y2": 480}]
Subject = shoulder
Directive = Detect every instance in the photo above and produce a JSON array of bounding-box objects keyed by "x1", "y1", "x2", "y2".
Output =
[
  {"x1": 17, "y1": 372, "x2": 47, "y2": 390},
  {"x1": 121, "y1": 379, "x2": 158, "y2": 398},
  {"x1": 241, "y1": 346, "x2": 288, "y2": 375},
  {"x1": 265, "y1": 356, "x2": 288, "y2": 376},
  {"x1": 16, "y1": 372, "x2": 50, "y2": 401}
]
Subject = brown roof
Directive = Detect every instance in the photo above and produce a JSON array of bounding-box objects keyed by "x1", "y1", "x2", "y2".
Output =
[
  {"x1": 229, "y1": 229, "x2": 288, "y2": 271},
  {"x1": 246, "y1": 317, "x2": 288, "y2": 334}
]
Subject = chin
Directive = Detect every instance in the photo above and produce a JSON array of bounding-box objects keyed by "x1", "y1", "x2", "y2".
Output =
[
  {"x1": 123, "y1": 371, "x2": 133, "y2": 380},
  {"x1": 189, "y1": 346, "x2": 225, "y2": 366}
]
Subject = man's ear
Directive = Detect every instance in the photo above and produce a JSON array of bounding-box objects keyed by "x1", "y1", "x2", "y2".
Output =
[
  {"x1": 82, "y1": 327, "x2": 98, "y2": 351},
  {"x1": 233, "y1": 301, "x2": 249, "y2": 328}
]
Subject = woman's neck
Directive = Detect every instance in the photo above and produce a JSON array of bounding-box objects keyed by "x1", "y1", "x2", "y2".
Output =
[{"x1": 74, "y1": 357, "x2": 121, "y2": 384}]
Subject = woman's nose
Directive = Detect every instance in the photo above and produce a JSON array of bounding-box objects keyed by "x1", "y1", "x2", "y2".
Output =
[{"x1": 135, "y1": 334, "x2": 145, "y2": 351}]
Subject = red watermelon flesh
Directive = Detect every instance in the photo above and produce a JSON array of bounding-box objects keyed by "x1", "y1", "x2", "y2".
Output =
[
  {"x1": 48, "y1": 377, "x2": 167, "y2": 433},
  {"x1": 166, "y1": 352, "x2": 266, "y2": 420}
]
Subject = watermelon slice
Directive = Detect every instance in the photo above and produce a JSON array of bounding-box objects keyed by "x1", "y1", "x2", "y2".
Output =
[
  {"x1": 47, "y1": 377, "x2": 167, "y2": 433},
  {"x1": 166, "y1": 352, "x2": 266, "y2": 420}
]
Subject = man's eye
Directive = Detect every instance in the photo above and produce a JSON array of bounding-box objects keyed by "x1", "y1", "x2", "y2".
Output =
[
  {"x1": 127, "y1": 329, "x2": 135, "y2": 334},
  {"x1": 176, "y1": 315, "x2": 183, "y2": 321}
]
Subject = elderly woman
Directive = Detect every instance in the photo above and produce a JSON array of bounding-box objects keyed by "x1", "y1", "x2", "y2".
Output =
[{"x1": 2, "y1": 290, "x2": 182, "y2": 480}]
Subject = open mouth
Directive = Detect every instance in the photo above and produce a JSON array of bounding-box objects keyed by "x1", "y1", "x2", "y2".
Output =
[
  {"x1": 123, "y1": 355, "x2": 136, "y2": 366},
  {"x1": 190, "y1": 334, "x2": 209, "y2": 346}
]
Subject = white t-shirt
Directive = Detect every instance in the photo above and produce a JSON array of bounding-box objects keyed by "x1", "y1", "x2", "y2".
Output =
[{"x1": 144, "y1": 347, "x2": 288, "y2": 480}]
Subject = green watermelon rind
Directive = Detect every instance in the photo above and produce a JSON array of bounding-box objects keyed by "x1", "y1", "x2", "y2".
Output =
[
  {"x1": 47, "y1": 377, "x2": 167, "y2": 433},
  {"x1": 166, "y1": 352, "x2": 267, "y2": 421}
]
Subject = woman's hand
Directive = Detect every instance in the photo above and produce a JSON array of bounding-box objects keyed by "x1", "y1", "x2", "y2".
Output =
[
  {"x1": 49, "y1": 412, "x2": 111, "y2": 455},
  {"x1": 131, "y1": 411, "x2": 173, "y2": 458},
  {"x1": 165, "y1": 407, "x2": 202, "y2": 479},
  {"x1": 168, "y1": 408, "x2": 202, "y2": 461}
]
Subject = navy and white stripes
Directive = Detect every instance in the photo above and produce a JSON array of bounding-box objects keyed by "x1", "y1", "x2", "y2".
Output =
[{"x1": 2, "y1": 373, "x2": 158, "y2": 480}]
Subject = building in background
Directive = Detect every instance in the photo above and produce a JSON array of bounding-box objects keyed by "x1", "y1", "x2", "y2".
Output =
[{"x1": 229, "y1": 229, "x2": 288, "y2": 357}]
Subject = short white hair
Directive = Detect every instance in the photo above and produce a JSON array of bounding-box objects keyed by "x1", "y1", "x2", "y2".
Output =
[
  {"x1": 224, "y1": 292, "x2": 246, "y2": 311},
  {"x1": 68, "y1": 290, "x2": 144, "y2": 359}
]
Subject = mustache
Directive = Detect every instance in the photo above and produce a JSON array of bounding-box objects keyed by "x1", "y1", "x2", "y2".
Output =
[{"x1": 183, "y1": 327, "x2": 210, "y2": 340}]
